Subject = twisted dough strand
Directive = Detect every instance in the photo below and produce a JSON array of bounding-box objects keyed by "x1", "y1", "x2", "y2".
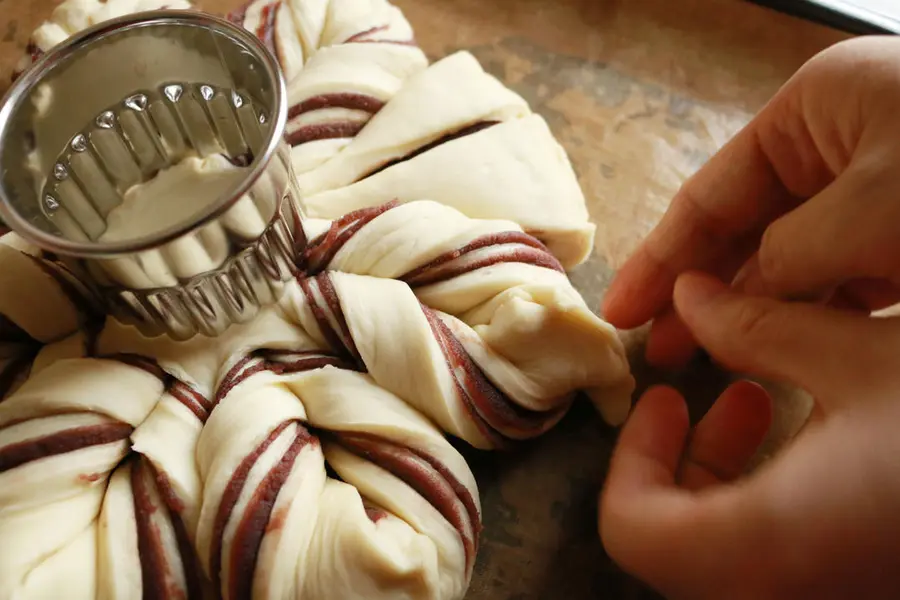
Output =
[
  {"x1": 227, "y1": 0, "x2": 428, "y2": 173},
  {"x1": 2, "y1": 0, "x2": 629, "y2": 597},
  {"x1": 289, "y1": 200, "x2": 634, "y2": 442},
  {"x1": 0, "y1": 236, "x2": 100, "y2": 401}
]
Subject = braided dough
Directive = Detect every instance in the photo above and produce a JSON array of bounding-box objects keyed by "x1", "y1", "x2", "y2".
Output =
[{"x1": 3, "y1": 1, "x2": 634, "y2": 599}]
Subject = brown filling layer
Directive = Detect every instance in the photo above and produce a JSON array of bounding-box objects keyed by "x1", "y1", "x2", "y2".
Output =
[
  {"x1": 402, "y1": 232, "x2": 564, "y2": 287},
  {"x1": 288, "y1": 93, "x2": 386, "y2": 121},
  {"x1": 298, "y1": 274, "x2": 364, "y2": 369},
  {"x1": 343, "y1": 25, "x2": 417, "y2": 47},
  {"x1": 297, "y1": 278, "x2": 348, "y2": 365},
  {"x1": 359, "y1": 120, "x2": 499, "y2": 182},
  {"x1": 257, "y1": 2, "x2": 282, "y2": 68},
  {"x1": 216, "y1": 350, "x2": 355, "y2": 407},
  {"x1": 344, "y1": 25, "x2": 389, "y2": 43},
  {"x1": 422, "y1": 306, "x2": 569, "y2": 444},
  {"x1": 302, "y1": 201, "x2": 399, "y2": 274},
  {"x1": 337, "y1": 432, "x2": 479, "y2": 570},
  {"x1": 285, "y1": 121, "x2": 367, "y2": 147},
  {"x1": 216, "y1": 356, "x2": 271, "y2": 407},
  {"x1": 133, "y1": 457, "x2": 203, "y2": 600},
  {"x1": 11, "y1": 42, "x2": 43, "y2": 81},
  {"x1": 209, "y1": 420, "x2": 291, "y2": 595},
  {"x1": 107, "y1": 353, "x2": 211, "y2": 423},
  {"x1": 0, "y1": 420, "x2": 133, "y2": 473},
  {"x1": 105, "y1": 353, "x2": 167, "y2": 380},
  {"x1": 149, "y1": 464, "x2": 204, "y2": 600},
  {"x1": 290, "y1": 200, "x2": 310, "y2": 266},
  {"x1": 228, "y1": 426, "x2": 314, "y2": 600},
  {"x1": 132, "y1": 459, "x2": 172, "y2": 600},
  {"x1": 260, "y1": 349, "x2": 355, "y2": 374},
  {"x1": 226, "y1": 1, "x2": 250, "y2": 25},
  {"x1": 314, "y1": 274, "x2": 364, "y2": 369},
  {"x1": 364, "y1": 505, "x2": 388, "y2": 523},
  {"x1": 169, "y1": 380, "x2": 211, "y2": 423},
  {"x1": 26, "y1": 41, "x2": 43, "y2": 62},
  {"x1": 223, "y1": 152, "x2": 254, "y2": 168}
]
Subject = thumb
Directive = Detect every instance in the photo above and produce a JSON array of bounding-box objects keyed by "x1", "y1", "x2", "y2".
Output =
[{"x1": 674, "y1": 271, "x2": 900, "y2": 406}]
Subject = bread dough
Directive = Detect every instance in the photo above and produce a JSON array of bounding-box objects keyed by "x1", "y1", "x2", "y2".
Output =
[
  {"x1": 227, "y1": 0, "x2": 427, "y2": 174},
  {"x1": 295, "y1": 51, "x2": 531, "y2": 192},
  {"x1": 302, "y1": 116, "x2": 597, "y2": 268},
  {"x1": 285, "y1": 42, "x2": 427, "y2": 173},
  {"x1": 13, "y1": 0, "x2": 192, "y2": 79},
  {"x1": 100, "y1": 155, "x2": 249, "y2": 244},
  {"x1": 0, "y1": 239, "x2": 93, "y2": 344},
  {"x1": 0, "y1": 1, "x2": 633, "y2": 599}
]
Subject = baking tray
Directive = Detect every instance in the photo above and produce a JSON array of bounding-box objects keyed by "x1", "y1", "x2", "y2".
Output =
[{"x1": 748, "y1": 0, "x2": 900, "y2": 34}]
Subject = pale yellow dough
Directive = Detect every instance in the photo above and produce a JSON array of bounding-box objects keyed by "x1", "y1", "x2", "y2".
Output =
[{"x1": 0, "y1": 0, "x2": 633, "y2": 599}]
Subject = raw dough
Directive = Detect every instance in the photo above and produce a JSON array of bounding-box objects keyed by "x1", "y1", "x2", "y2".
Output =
[
  {"x1": 99, "y1": 155, "x2": 249, "y2": 244},
  {"x1": 0, "y1": 0, "x2": 633, "y2": 599}
]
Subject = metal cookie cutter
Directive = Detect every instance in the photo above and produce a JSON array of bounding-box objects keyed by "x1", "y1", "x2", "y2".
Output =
[{"x1": 0, "y1": 10, "x2": 305, "y2": 340}]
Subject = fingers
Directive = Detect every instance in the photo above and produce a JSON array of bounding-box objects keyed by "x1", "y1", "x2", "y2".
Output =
[
  {"x1": 600, "y1": 385, "x2": 772, "y2": 596},
  {"x1": 602, "y1": 125, "x2": 794, "y2": 329},
  {"x1": 644, "y1": 307, "x2": 697, "y2": 369},
  {"x1": 679, "y1": 381, "x2": 772, "y2": 490},
  {"x1": 602, "y1": 386, "x2": 689, "y2": 493},
  {"x1": 644, "y1": 251, "x2": 757, "y2": 369},
  {"x1": 602, "y1": 37, "x2": 900, "y2": 331},
  {"x1": 599, "y1": 386, "x2": 693, "y2": 580},
  {"x1": 733, "y1": 166, "x2": 900, "y2": 301},
  {"x1": 601, "y1": 68, "x2": 837, "y2": 330},
  {"x1": 830, "y1": 278, "x2": 900, "y2": 313},
  {"x1": 674, "y1": 271, "x2": 900, "y2": 405}
]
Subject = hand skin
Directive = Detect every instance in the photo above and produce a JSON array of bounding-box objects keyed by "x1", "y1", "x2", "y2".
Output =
[{"x1": 599, "y1": 36, "x2": 900, "y2": 599}]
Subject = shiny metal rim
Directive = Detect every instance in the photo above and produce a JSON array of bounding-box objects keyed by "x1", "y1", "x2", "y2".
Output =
[{"x1": 0, "y1": 9, "x2": 288, "y2": 259}]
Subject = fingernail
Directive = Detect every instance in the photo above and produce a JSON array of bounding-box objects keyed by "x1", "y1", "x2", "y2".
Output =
[
  {"x1": 674, "y1": 272, "x2": 728, "y2": 309},
  {"x1": 732, "y1": 255, "x2": 764, "y2": 294},
  {"x1": 644, "y1": 313, "x2": 698, "y2": 369}
]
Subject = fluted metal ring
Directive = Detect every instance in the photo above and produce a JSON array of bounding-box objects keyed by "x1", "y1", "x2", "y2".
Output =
[{"x1": 0, "y1": 10, "x2": 304, "y2": 340}]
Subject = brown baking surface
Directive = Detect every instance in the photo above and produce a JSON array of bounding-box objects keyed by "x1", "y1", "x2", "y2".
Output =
[{"x1": 0, "y1": 1, "x2": 850, "y2": 597}]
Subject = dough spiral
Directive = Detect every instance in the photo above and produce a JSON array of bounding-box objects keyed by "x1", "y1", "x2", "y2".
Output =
[{"x1": 2, "y1": 0, "x2": 634, "y2": 598}]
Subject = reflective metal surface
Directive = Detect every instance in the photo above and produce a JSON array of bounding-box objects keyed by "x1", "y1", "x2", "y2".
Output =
[{"x1": 0, "y1": 10, "x2": 303, "y2": 340}]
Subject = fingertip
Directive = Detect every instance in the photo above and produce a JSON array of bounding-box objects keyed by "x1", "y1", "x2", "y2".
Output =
[
  {"x1": 725, "y1": 380, "x2": 773, "y2": 415},
  {"x1": 731, "y1": 253, "x2": 766, "y2": 296},
  {"x1": 672, "y1": 273, "x2": 735, "y2": 345},
  {"x1": 724, "y1": 380, "x2": 774, "y2": 441},
  {"x1": 602, "y1": 247, "x2": 674, "y2": 328},
  {"x1": 612, "y1": 385, "x2": 691, "y2": 488},
  {"x1": 673, "y1": 271, "x2": 730, "y2": 311},
  {"x1": 706, "y1": 380, "x2": 774, "y2": 442},
  {"x1": 637, "y1": 384, "x2": 690, "y2": 416},
  {"x1": 601, "y1": 385, "x2": 691, "y2": 556},
  {"x1": 684, "y1": 380, "x2": 773, "y2": 488},
  {"x1": 645, "y1": 310, "x2": 699, "y2": 369}
]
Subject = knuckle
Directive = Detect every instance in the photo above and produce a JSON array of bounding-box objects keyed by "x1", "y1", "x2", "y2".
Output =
[{"x1": 732, "y1": 300, "x2": 779, "y2": 343}]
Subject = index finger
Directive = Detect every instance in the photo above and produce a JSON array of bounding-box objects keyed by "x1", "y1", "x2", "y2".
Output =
[
  {"x1": 602, "y1": 123, "x2": 790, "y2": 329},
  {"x1": 601, "y1": 79, "x2": 836, "y2": 330}
]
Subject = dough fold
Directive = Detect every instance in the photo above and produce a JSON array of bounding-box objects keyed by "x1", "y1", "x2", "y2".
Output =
[
  {"x1": 1, "y1": 0, "x2": 633, "y2": 598},
  {"x1": 301, "y1": 116, "x2": 597, "y2": 268}
]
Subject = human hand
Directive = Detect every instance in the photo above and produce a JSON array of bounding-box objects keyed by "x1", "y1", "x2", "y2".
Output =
[
  {"x1": 601, "y1": 273, "x2": 900, "y2": 599},
  {"x1": 599, "y1": 35, "x2": 900, "y2": 599},
  {"x1": 602, "y1": 35, "x2": 900, "y2": 369}
]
